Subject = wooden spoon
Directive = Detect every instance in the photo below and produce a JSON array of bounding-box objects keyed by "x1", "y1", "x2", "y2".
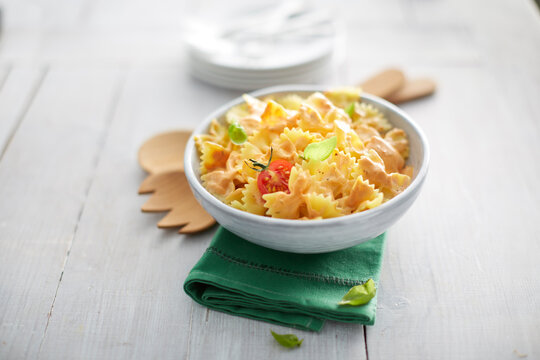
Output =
[
  {"x1": 385, "y1": 77, "x2": 437, "y2": 104},
  {"x1": 359, "y1": 68, "x2": 436, "y2": 104},
  {"x1": 138, "y1": 130, "x2": 216, "y2": 233},
  {"x1": 359, "y1": 68, "x2": 406, "y2": 99}
]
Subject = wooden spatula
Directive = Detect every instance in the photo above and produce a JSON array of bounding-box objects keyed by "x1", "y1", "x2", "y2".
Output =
[
  {"x1": 138, "y1": 130, "x2": 216, "y2": 234},
  {"x1": 138, "y1": 171, "x2": 215, "y2": 233},
  {"x1": 138, "y1": 131, "x2": 190, "y2": 174}
]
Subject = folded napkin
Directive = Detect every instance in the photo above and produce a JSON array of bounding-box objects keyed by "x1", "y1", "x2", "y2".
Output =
[{"x1": 183, "y1": 227, "x2": 385, "y2": 331}]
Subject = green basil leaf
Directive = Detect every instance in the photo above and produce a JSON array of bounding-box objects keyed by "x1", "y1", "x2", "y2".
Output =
[
  {"x1": 345, "y1": 103, "x2": 356, "y2": 117},
  {"x1": 303, "y1": 136, "x2": 337, "y2": 162},
  {"x1": 228, "y1": 122, "x2": 247, "y2": 145},
  {"x1": 271, "y1": 330, "x2": 304, "y2": 348},
  {"x1": 338, "y1": 278, "x2": 377, "y2": 306}
]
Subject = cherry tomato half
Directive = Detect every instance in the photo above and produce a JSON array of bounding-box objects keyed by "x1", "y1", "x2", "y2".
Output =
[{"x1": 257, "y1": 160, "x2": 293, "y2": 195}]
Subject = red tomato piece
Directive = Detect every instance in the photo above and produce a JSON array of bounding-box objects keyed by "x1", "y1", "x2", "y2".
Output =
[{"x1": 257, "y1": 160, "x2": 293, "y2": 195}]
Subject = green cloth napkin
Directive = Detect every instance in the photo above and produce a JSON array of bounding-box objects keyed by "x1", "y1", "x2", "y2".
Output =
[{"x1": 183, "y1": 227, "x2": 385, "y2": 332}]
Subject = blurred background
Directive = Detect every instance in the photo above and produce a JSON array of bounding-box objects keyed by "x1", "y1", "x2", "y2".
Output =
[
  {"x1": 0, "y1": 0, "x2": 537, "y2": 93},
  {"x1": 0, "y1": 0, "x2": 503, "y2": 90},
  {"x1": 1, "y1": 0, "x2": 537, "y2": 93}
]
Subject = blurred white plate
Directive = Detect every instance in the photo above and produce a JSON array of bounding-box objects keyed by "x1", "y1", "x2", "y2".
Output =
[{"x1": 185, "y1": 0, "x2": 337, "y2": 90}]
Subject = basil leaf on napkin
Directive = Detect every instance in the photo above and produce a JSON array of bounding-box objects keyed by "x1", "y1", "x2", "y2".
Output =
[
  {"x1": 338, "y1": 278, "x2": 377, "y2": 306},
  {"x1": 303, "y1": 136, "x2": 337, "y2": 161},
  {"x1": 271, "y1": 330, "x2": 304, "y2": 348}
]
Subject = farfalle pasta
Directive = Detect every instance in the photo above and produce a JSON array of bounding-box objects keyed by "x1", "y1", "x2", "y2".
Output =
[{"x1": 195, "y1": 89, "x2": 413, "y2": 219}]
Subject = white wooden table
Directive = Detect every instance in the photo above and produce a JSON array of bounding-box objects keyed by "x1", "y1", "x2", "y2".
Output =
[{"x1": 1, "y1": 0, "x2": 539, "y2": 358}]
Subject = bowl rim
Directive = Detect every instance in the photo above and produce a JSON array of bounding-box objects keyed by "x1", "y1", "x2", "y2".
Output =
[{"x1": 184, "y1": 84, "x2": 430, "y2": 228}]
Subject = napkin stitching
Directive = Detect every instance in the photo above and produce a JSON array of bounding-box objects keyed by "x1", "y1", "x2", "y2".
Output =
[
  {"x1": 207, "y1": 247, "x2": 366, "y2": 287},
  {"x1": 192, "y1": 271, "x2": 295, "y2": 298}
]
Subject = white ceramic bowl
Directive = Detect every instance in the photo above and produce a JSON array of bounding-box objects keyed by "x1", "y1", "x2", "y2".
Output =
[{"x1": 184, "y1": 85, "x2": 429, "y2": 253}]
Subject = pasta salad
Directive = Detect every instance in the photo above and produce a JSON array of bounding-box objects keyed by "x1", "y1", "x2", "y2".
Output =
[{"x1": 195, "y1": 89, "x2": 413, "y2": 219}]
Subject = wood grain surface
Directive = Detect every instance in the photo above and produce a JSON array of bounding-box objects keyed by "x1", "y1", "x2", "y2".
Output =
[{"x1": 0, "y1": 0, "x2": 539, "y2": 359}]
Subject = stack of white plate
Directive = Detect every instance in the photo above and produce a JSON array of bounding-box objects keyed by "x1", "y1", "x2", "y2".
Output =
[{"x1": 185, "y1": 1, "x2": 336, "y2": 90}]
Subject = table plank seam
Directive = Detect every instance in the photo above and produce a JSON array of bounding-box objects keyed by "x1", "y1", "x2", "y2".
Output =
[
  {"x1": 0, "y1": 64, "x2": 13, "y2": 93},
  {"x1": 184, "y1": 302, "x2": 194, "y2": 360},
  {"x1": 363, "y1": 325, "x2": 369, "y2": 360},
  {"x1": 0, "y1": 66, "x2": 48, "y2": 163},
  {"x1": 35, "y1": 70, "x2": 128, "y2": 358}
]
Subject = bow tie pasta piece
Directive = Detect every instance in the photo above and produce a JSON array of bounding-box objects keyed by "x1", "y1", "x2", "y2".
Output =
[
  {"x1": 225, "y1": 102, "x2": 250, "y2": 126},
  {"x1": 303, "y1": 150, "x2": 362, "y2": 199},
  {"x1": 228, "y1": 177, "x2": 267, "y2": 216},
  {"x1": 237, "y1": 177, "x2": 267, "y2": 216},
  {"x1": 366, "y1": 136, "x2": 405, "y2": 173},
  {"x1": 226, "y1": 95, "x2": 267, "y2": 136},
  {"x1": 239, "y1": 142, "x2": 267, "y2": 181},
  {"x1": 282, "y1": 127, "x2": 323, "y2": 152},
  {"x1": 263, "y1": 166, "x2": 311, "y2": 219},
  {"x1": 352, "y1": 123, "x2": 381, "y2": 142},
  {"x1": 260, "y1": 100, "x2": 296, "y2": 133},
  {"x1": 296, "y1": 104, "x2": 334, "y2": 134},
  {"x1": 196, "y1": 119, "x2": 230, "y2": 148},
  {"x1": 305, "y1": 193, "x2": 342, "y2": 219},
  {"x1": 324, "y1": 150, "x2": 364, "y2": 184},
  {"x1": 243, "y1": 94, "x2": 267, "y2": 116},
  {"x1": 200, "y1": 151, "x2": 243, "y2": 200},
  {"x1": 333, "y1": 120, "x2": 365, "y2": 159},
  {"x1": 338, "y1": 177, "x2": 384, "y2": 214},
  {"x1": 359, "y1": 150, "x2": 411, "y2": 198},
  {"x1": 401, "y1": 165, "x2": 414, "y2": 178},
  {"x1": 247, "y1": 129, "x2": 279, "y2": 154},
  {"x1": 275, "y1": 94, "x2": 305, "y2": 111},
  {"x1": 226, "y1": 187, "x2": 243, "y2": 204},
  {"x1": 304, "y1": 160, "x2": 350, "y2": 200},
  {"x1": 201, "y1": 170, "x2": 235, "y2": 201},
  {"x1": 225, "y1": 94, "x2": 266, "y2": 123},
  {"x1": 236, "y1": 116, "x2": 262, "y2": 137},
  {"x1": 270, "y1": 134, "x2": 298, "y2": 164},
  {"x1": 350, "y1": 103, "x2": 392, "y2": 133},
  {"x1": 325, "y1": 107, "x2": 352, "y2": 126},
  {"x1": 199, "y1": 141, "x2": 230, "y2": 175},
  {"x1": 328, "y1": 150, "x2": 359, "y2": 176},
  {"x1": 384, "y1": 128, "x2": 410, "y2": 159},
  {"x1": 323, "y1": 87, "x2": 362, "y2": 109},
  {"x1": 305, "y1": 92, "x2": 336, "y2": 118}
]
